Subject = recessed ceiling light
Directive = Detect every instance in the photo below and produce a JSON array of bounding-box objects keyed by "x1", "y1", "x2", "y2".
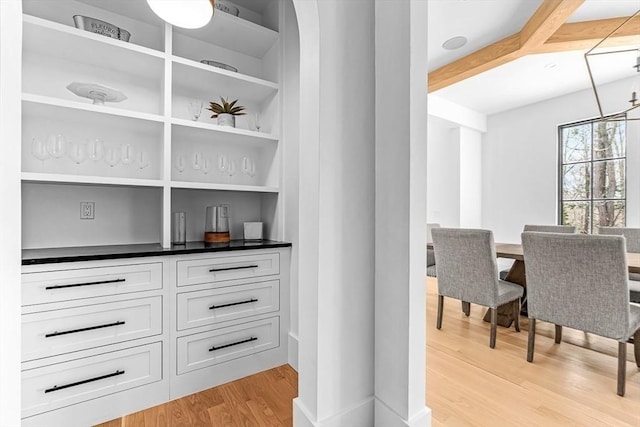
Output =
[{"x1": 442, "y1": 36, "x2": 467, "y2": 50}]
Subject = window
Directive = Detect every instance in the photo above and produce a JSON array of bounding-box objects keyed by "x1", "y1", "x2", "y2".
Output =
[{"x1": 559, "y1": 117, "x2": 626, "y2": 234}]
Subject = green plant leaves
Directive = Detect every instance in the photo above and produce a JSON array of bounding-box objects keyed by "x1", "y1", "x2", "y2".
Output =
[{"x1": 207, "y1": 96, "x2": 246, "y2": 118}]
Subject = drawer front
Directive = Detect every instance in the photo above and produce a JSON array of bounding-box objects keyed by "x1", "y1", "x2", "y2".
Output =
[
  {"x1": 22, "y1": 262, "x2": 163, "y2": 306},
  {"x1": 176, "y1": 253, "x2": 279, "y2": 287},
  {"x1": 176, "y1": 317, "x2": 279, "y2": 375},
  {"x1": 23, "y1": 296, "x2": 162, "y2": 361},
  {"x1": 22, "y1": 342, "x2": 162, "y2": 418},
  {"x1": 177, "y1": 280, "x2": 279, "y2": 331}
]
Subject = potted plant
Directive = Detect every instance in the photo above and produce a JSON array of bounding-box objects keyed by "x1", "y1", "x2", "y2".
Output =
[{"x1": 207, "y1": 97, "x2": 246, "y2": 127}]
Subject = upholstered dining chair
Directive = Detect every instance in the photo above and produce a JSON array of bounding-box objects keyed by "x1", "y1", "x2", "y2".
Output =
[
  {"x1": 499, "y1": 224, "x2": 577, "y2": 280},
  {"x1": 521, "y1": 231, "x2": 640, "y2": 396},
  {"x1": 432, "y1": 228, "x2": 524, "y2": 348},
  {"x1": 426, "y1": 223, "x2": 440, "y2": 277},
  {"x1": 599, "y1": 227, "x2": 640, "y2": 303}
]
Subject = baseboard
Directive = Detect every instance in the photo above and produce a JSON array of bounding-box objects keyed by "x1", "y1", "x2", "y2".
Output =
[
  {"x1": 293, "y1": 396, "x2": 374, "y2": 427},
  {"x1": 288, "y1": 331, "x2": 299, "y2": 370},
  {"x1": 374, "y1": 398, "x2": 432, "y2": 427}
]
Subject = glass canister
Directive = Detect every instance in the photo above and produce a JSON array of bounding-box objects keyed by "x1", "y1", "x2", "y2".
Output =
[
  {"x1": 171, "y1": 212, "x2": 186, "y2": 244},
  {"x1": 204, "y1": 204, "x2": 230, "y2": 243}
]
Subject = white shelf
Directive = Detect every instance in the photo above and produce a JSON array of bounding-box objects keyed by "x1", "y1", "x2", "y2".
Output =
[
  {"x1": 171, "y1": 181, "x2": 279, "y2": 193},
  {"x1": 171, "y1": 118, "x2": 277, "y2": 144},
  {"x1": 172, "y1": 59, "x2": 278, "y2": 106},
  {"x1": 23, "y1": 93, "x2": 164, "y2": 123},
  {"x1": 23, "y1": 14, "x2": 165, "y2": 71},
  {"x1": 22, "y1": 172, "x2": 165, "y2": 188},
  {"x1": 172, "y1": 11, "x2": 278, "y2": 59}
]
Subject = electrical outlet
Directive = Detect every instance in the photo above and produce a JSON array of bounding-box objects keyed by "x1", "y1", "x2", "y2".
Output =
[{"x1": 80, "y1": 202, "x2": 95, "y2": 220}]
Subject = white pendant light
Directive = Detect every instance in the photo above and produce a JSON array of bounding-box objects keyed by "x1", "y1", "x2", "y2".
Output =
[{"x1": 147, "y1": 0, "x2": 214, "y2": 29}]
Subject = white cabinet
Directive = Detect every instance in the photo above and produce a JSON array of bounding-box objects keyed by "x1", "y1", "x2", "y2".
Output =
[
  {"x1": 21, "y1": 0, "x2": 283, "y2": 249},
  {"x1": 21, "y1": 245, "x2": 290, "y2": 426}
]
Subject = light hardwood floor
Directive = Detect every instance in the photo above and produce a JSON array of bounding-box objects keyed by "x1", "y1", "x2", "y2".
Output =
[{"x1": 98, "y1": 277, "x2": 640, "y2": 427}]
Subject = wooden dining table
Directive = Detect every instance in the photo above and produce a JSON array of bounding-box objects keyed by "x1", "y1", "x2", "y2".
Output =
[{"x1": 427, "y1": 242, "x2": 640, "y2": 328}]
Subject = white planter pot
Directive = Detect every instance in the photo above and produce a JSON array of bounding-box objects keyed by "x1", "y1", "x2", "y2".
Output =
[{"x1": 217, "y1": 113, "x2": 235, "y2": 127}]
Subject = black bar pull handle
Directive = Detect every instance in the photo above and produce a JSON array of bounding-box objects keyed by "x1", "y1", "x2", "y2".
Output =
[
  {"x1": 44, "y1": 370, "x2": 125, "y2": 393},
  {"x1": 209, "y1": 298, "x2": 258, "y2": 310},
  {"x1": 209, "y1": 336, "x2": 257, "y2": 352},
  {"x1": 209, "y1": 265, "x2": 258, "y2": 273},
  {"x1": 46, "y1": 278, "x2": 126, "y2": 290},
  {"x1": 45, "y1": 321, "x2": 126, "y2": 338}
]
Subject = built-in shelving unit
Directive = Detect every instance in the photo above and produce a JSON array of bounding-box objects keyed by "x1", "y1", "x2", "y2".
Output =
[{"x1": 21, "y1": 0, "x2": 282, "y2": 249}]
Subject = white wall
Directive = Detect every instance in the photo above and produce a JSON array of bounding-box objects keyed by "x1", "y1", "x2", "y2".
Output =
[
  {"x1": 459, "y1": 127, "x2": 482, "y2": 228},
  {"x1": 482, "y1": 77, "x2": 640, "y2": 243},
  {"x1": 427, "y1": 117, "x2": 459, "y2": 227}
]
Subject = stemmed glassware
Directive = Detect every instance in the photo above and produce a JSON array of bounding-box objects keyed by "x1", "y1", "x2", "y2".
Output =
[
  {"x1": 175, "y1": 155, "x2": 186, "y2": 173},
  {"x1": 46, "y1": 134, "x2": 67, "y2": 159},
  {"x1": 68, "y1": 140, "x2": 87, "y2": 164},
  {"x1": 104, "y1": 145, "x2": 120, "y2": 167},
  {"x1": 120, "y1": 144, "x2": 135, "y2": 166},
  {"x1": 242, "y1": 156, "x2": 256, "y2": 177},
  {"x1": 138, "y1": 151, "x2": 150, "y2": 170},
  {"x1": 31, "y1": 137, "x2": 50, "y2": 168},
  {"x1": 192, "y1": 152, "x2": 203, "y2": 171},
  {"x1": 87, "y1": 138, "x2": 105, "y2": 162},
  {"x1": 202, "y1": 157, "x2": 212, "y2": 175},
  {"x1": 218, "y1": 154, "x2": 228, "y2": 175},
  {"x1": 188, "y1": 100, "x2": 204, "y2": 121}
]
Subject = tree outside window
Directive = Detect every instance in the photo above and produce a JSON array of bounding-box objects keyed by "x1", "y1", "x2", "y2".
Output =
[{"x1": 559, "y1": 117, "x2": 626, "y2": 234}]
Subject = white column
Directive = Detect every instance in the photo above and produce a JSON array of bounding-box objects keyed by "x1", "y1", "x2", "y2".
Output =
[
  {"x1": 374, "y1": 0, "x2": 430, "y2": 426},
  {"x1": 0, "y1": 1, "x2": 23, "y2": 426},
  {"x1": 458, "y1": 127, "x2": 483, "y2": 228},
  {"x1": 293, "y1": 1, "x2": 376, "y2": 426}
]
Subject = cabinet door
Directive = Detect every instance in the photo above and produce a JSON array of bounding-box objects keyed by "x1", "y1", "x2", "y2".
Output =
[
  {"x1": 176, "y1": 253, "x2": 279, "y2": 287},
  {"x1": 176, "y1": 317, "x2": 279, "y2": 374},
  {"x1": 22, "y1": 262, "x2": 162, "y2": 305},
  {"x1": 23, "y1": 296, "x2": 162, "y2": 361},
  {"x1": 22, "y1": 342, "x2": 162, "y2": 418},
  {"x1": 177, "y1": 280, "x2": 279, "y2": 330}
]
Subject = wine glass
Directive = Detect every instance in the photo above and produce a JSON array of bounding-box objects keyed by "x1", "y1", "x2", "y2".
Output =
[
  {"x1": 138, "y1": 151, "x2": 150, "y2": 170},
  {"x1": 67, "y1": 140, "x2": 87, "y2": 164},
  {"x1": 242, "y1": 156, "x2": 254, "y2": 176},
  {"x1": 253, "y1": 113, "x2": 261, "y2": 132},
  {"x1": 188, "y1": 100, "x2": 204, "y2": 121},
  {"x1": 120, "y1": 144, "x2": 135, "y2": 166},
  {"x1": 31, "y1": 137, "x2": 50, "y2": 167},
  {"x1": 175, "y1": 155, "x2": 186, "y2": 173},
  {"x1": 217, "y1": 154, "x2": 228, "y2": 175},
  {"x1": 227, "y1": 159, "x2": 237, "y2": 178},
  {"x1": 87, "y1": 138, "x2": 104, "y2": 162},
  {"x1": 192, "y1": 152, "x2": 203, "y2": 170},
  {"x1": 202, "y1": 157, "x2": 212, "y2": 175},
  {"x1": 46, "y1": 134, "x2": 67, "y2": 159},
  {"x1": 104, "y1": 145, "x2": 120, "y2": 167}
]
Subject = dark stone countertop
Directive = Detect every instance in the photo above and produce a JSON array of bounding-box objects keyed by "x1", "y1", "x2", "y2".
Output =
[{"x1": 22, "y1": 240, "x2": 292, "y2": 265}]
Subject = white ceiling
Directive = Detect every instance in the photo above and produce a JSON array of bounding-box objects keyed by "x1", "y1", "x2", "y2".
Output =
[{"x1": 428, "y1": 0, "x2": 640, "y2": 116}]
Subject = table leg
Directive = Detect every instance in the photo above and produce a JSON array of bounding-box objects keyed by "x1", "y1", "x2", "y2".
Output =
[{"x1": 483, "y1": 259, "x2": 526, "y2": 327}]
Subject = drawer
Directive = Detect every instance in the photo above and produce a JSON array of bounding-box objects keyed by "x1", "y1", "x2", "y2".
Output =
[
  {"x1": 23, "y1": 296, "x2": 162, "y2": 361},
  {"x1": 176, "y1": 317, "x2": 279, "y2": 375},
  {"x1": 176, "y1": 253, "x2": 279, "y2": 287},
  {"x1": 22, "y1": 342, "x2": 162, "y2": 418},
  {"x1": 22, "y1": 262, "x2": 163, "y2": 306},
  {"x1": 177, "y1": 280, "x2": 279, "y2": 330}
]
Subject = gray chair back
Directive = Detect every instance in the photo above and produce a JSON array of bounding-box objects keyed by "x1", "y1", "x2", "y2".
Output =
[
  {"x1": 426, "y1": 223, "x2": 440, "y2": 267},
  {"x1": 431, "y1": 228, "x2": 499, "y2": 307},
  {"x1": 599, "y1": 227, "x2": 640, "y2": 253},
  {"x1": 523, "y1": 224, "x2": 576, "y2": 233},
  {"x1": 522, "y1": 232, "x2": 630, "y2": 340}
]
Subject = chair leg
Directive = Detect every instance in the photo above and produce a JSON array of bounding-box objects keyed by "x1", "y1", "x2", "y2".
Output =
[
  {"x1": 490, "y1": 308, "x2": 497, "y2": 349},
  {"x1": 618, "y1": 341, "x2": 626, "y2": 397},
  {"x1": 527, "y1": 318, "x2": 536, "y2": 362},
  {"x1": 555, "y1": 324, "x2": 562, "y2": 344},
  {"x1": 634, "y1": 329, "x2": 640, "y2": 368},
  {"x1": 436, "y1": 295, "x2": 444, "y2": 330},
  {"x1": 513, "y1": 299, "x2": 521, "y2": 332},
  {"x1": 462, "y1": 301, "x2": 470, "y2": 317}
]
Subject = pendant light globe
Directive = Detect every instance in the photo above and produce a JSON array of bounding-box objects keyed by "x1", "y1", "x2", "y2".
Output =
[{"x1": 147, "y1": 0, "x2": 214, "y2": 29}]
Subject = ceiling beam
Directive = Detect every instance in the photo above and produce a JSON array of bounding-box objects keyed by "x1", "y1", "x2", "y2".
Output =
[
  {"x1": 533, "y1": 15, "x2": 640, "y2": 53},
  {"x1": 429, "y1": 0, "x2": 590, "y2": 93},
  {"x1": 519, "y1": 0, "x2": 584, "y2": 50}
]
